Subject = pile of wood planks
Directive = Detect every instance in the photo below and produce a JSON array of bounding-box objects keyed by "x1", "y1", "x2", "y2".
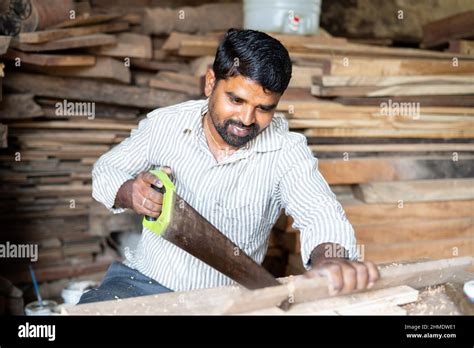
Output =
[{"x1": 0, "y1": 1, "x2": 473, "y2": 296}]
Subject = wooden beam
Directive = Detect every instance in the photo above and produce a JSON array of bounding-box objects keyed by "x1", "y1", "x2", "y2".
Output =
[
  {"x1": 318, "y1": 156, "x2": 474, "y2": 185},
  {"x1": 3, "y1": 72, "x2": 188, "y2": 109},
  {"x1": 11, "y1": 34, "x2": 117, "y2": 52},
  {"x1": 310, "y1": 143, "x2": 474, "y2": 153},
  {"x1": 0, "y1": 35, "x2": 11, "y2": 54},
  {"x1": 0, "y1": 93, "x2": 44, "y2": 119},
  {"x1": 2, "y1": 48, "x2": 96, "y2": 66},
  {"x1": 422, "y1": 10, "x2": 474, "y2": 48},
  {"x1": 311, "y1": 84, "x2": 474, "y2": 97},
  {"x1": 0, "y1": 123, "x2": 7, "y2": 148},
  {"x1": 315, "y1": 75, "x2": 474, "y2": 87},
  {"x1": 88, "y1": 33, "x2": 152, "y2": 59},
  {"x1": 149, "y1": 71, "x2": 201, "y2": 96},
  {"x1": 24, "y1": 57, "x2": 131, "y2": 84},
  {"x1": 18, "y1": 21, "x2": 129, "y2": 44},
  {"x1": 353, "y1": 178, "x2": 474, "y2": 203},
  {"x1": 449, "y1": 40, "x2": 474, "y2": 56},
  {"x1": 50, "y1": 14, "x2": 122, "y2": 29},
  {"x1": 342, "y1": 199, "x2": 474, "y2": 225},
  {"x1": 304, "y1": 127, "x2": 474, "y2": 138}
]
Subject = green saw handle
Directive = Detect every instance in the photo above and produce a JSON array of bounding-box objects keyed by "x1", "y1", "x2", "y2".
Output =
[{"x1": 142, "y1": 169, "x2": 176, "y2": 235}]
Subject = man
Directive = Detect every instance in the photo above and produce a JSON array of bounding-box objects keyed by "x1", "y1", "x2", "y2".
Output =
[{"x1": 79, "y1": 28, "x2": 379, "y2": 305}]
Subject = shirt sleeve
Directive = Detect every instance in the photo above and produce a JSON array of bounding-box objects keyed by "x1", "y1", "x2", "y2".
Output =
[
  {"x1": 92, "y1": 115, "x2": 155, "y2": 214},
  {"x1": 277, "y1": 134, "x2": 359, "y2": 269}
]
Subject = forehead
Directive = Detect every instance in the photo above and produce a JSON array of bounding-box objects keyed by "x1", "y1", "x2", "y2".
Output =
[{"x1": 216, "y1": 75, "x2": 279, "y2": 104}]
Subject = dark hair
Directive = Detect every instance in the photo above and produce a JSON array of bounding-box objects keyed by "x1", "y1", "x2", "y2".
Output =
[{"x1": 212, "y1": 28, "x2": 292, "y2": 94}]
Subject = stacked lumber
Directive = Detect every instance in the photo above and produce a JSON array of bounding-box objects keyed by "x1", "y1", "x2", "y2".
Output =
[{"x1": 0, "y1": 2, "x2": 191, "y2": 293}]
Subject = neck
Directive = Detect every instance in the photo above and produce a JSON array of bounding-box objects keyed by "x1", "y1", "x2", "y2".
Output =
[{"x1": 204, "y1": 113, "x2": 235, "y2": 151}]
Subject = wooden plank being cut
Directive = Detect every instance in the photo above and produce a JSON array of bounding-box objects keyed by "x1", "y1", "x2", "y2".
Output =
[
  {"x1": 0, "y1": 94, "x2": 44, "y2": 119},
  {"x1": 318, "y1": 156, "x2": 474, "y2": 185},
  {"x1": 11, "y1": 34, "x2": 117, "y2": 52},
  {"x1": 88, "y1": 33, "x2": 152, "y2": 59},
  {"x1": 63, "y1": 257, "x2": 472, "y2": 315},
  {"x1": 250, "y1": 285, "x2": 418, "y2": 315},
  {"x1": 353, "y1": 178, "x2": 474, "y2": 203},
  {"x1": 422, "y1": 10, "x2": 474, "y2": 48},
  {"x1": 2, "y1": 48, "x2": 96, "y2": 66},
  {"x1": 3, "y1": 72, "x2": 188, "y2": 109},
  {"x1": 0, "y1": 35, "x2": 11, "y2": 54},
  {"x1": 25, "y1": 57, "x2": 131, "y2": 84}
]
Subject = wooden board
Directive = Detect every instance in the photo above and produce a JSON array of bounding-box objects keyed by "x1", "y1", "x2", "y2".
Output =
[
  {"x1": 353, "y1": 178, "x2": 474, "y2": 203},
  {"x1": 11, "y1": 34, "x2": 117, "y2": 52},
  {"x1": 0, "y1": 93, "x2": 44, "y2": 119},
  {"x1": 318, "y1": 156, "x2": 474, "y2": 185},
  {"x1": 311, "y1": 84, "x2": 474, "y2": 97},
  {"x1": 355, "y1": 217, "x2": 474, "y2": 244},
  {"x1": 25, "y1": 57, "x2": 131, "y2": 84},
  {"x1": 0, "y1": 123, "x2": 7, "y2": 148},
  {"x1": 342, "y1": 199, "x2": 474, "y2": 225},
  {"x1": 2, "y1": 48, "x2": 96, "y2": 66},
  {"x1": 422, "y1": 10, "x2": 474, "y2": 48},
  {"x1": 0, "y1": 35, "x2": 11, "y2": 55},
  {"x1": 88, "y1": 33, "x2": 152, "y2": 59},
  {"x1": 18, "y1": 21, "x2": 129, "y2": 44},
  {"x1": 149, "y1": 71, "x2": 201, "y2": 96},
  {"x1": 315, "y1": 75, "x2": 474, "y2": 87},
  {"x1": 304, "y1": 128, "x2": 474, "y2": 139},
  {"x1": 3, "y1": 72, "x2": 188, "y2": 109},
  {"x1": 310, "y1": 143, "x2": 474, "y2": 153},
  {"x1": 50, "y1": 14, "x2": 122, "y2": 29},
  {"x1": 449, "y1": 40, "x2": 474, "y2": 56}
]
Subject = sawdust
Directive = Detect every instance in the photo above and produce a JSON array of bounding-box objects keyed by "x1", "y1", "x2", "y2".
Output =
[{"x1": 402, "y1": 285, "x2": 461, "y2": 315}]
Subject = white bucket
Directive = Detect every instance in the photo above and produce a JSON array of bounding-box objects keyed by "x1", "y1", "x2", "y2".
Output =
[
  {"x1": 243, "y1": 0, "x2": 322, "y2": 35},
  {"x1": 61, "y1": 280, "x2": 97, "y2": 305}
]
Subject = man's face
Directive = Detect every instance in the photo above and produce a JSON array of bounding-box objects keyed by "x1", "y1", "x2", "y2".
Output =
[{"x1": 204, "y1": 70, "x2": 281, "y2": 148}]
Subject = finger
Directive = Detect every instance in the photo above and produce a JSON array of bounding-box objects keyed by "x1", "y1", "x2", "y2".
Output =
[
  {"x1": 365, "y1": 261, "x2": 380, "y2": 288},
  {"x1": 317, "y1": 262, "x2": 343, "y2": 295},
  {"x1": 160, "y1": 166, "x2": 172, "y2": 176},
  {"x1": 141, "y1": 206, "x2": 161, "y2": 218},
  {"x1": 141, "y1": 186, "x2": 164, "y2": 205},
  {"x1": 140, "y1": 172, "x2": 163, "y2": 187},
  {"x1": 339, "y1": 261, "x2": 357, "y2": 294},
  {"x1": 352, "y1": 262, "x2": 369, "y2": 291},
  {"x1": 134, "y1": 193, "x2": 162, "y2": 216}
]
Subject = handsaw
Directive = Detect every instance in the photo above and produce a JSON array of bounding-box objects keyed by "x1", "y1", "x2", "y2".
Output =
[{"x1": 142, "y1": 169, "x2": 282, "y2": 290}]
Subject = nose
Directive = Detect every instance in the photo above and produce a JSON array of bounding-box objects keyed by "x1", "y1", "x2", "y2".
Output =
[{"x1": 240, "y1": 105, "x2": 256, "y2": 126}]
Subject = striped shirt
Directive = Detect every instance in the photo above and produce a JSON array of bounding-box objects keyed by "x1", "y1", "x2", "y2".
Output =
[{"x1": 92, "y1": 99, "x2": 358, "y2": 292}]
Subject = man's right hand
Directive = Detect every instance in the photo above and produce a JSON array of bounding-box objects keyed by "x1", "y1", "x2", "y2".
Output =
[{"x1": 114, "y1": 167, "x2": 172, "y2": 218}]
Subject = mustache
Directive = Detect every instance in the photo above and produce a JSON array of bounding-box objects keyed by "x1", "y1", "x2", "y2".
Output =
[{"x1": 224, "y1": 119, "x2": 259, "y2": 131}]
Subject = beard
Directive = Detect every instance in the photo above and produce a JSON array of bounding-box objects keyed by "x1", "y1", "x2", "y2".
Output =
[{"x1": 208, "y1": 101, "x2": 260, "y2": 148}]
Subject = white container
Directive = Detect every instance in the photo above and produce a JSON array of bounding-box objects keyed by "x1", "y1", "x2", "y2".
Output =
[
  {"x1": 61, "y1": 280, "x2": 97, "y2": 305},
  {"x1": 244, "y1": 0, "x2": 322, "y2": 35},
  {"x1": 25, "y1": 300, "x2": 58, "y2": 315}
]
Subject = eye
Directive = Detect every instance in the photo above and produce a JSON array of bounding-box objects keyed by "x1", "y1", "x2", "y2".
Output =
[{"x1": 230, "y1": 96, "x2": 243, "y2": 104}]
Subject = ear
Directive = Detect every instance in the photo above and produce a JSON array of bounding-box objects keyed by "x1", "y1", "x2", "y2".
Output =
[{"x1": 204, "y1": 68, "x2": 216, "y2": 97}]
